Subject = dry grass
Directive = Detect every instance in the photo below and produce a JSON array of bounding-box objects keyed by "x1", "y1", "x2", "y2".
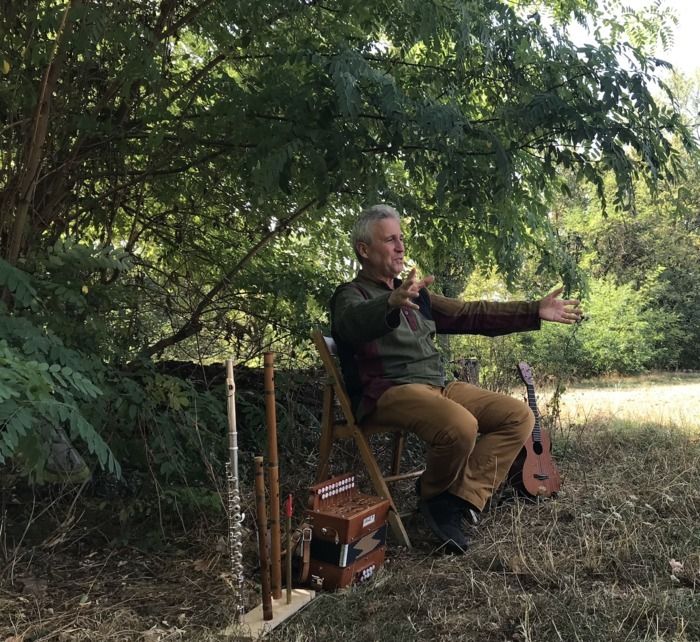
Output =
[
  {"x1": 270, "y1": 375, "x2": 700, "y2": 642},
  {"x1": 556, "y1": 372, "x2": 700, "y2": 432},
  {"x1": 2, "y1": 375, "x2": 700, "y2": 641}
]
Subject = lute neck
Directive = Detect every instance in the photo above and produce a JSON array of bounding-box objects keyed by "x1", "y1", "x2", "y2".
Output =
[{"x1": 525, "y1": 382, "x2": 542, "y2": 442}]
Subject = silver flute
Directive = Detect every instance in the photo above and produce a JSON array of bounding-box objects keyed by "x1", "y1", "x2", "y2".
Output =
[{"x1": 226, "y1": 359, "x2": 245, "y2": 621}]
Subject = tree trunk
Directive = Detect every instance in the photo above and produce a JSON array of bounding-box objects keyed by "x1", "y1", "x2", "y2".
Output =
[{"x1": 3, "y1": 0, "x2": 80, "y2": 266}]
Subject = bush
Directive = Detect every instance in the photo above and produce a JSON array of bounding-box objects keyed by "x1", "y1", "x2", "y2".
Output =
[
  {"x1": 525, "y1": 276, "x2": 683, "y2": 378},
  {"x1": 0, "y1": 245, "x2": 228, "y2": 485},
  {"x1": 448, "y1": 276, "x2": 680, "y2": 384}
]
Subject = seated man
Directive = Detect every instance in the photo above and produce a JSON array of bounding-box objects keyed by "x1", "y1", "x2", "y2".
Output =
[{"x1": 330, "y1": 204, "x2": 581, "y2": 553}]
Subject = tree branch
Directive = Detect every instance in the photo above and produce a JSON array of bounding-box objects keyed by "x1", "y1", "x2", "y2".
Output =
[
  {"x1": 2, "y1": 0, "x2": 79, "y2": 267},
  {"x1": 138, "y1": 198, "x2": 318, "y2": 358}
]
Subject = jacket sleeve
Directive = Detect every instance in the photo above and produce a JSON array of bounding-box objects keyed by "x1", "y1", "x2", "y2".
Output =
[
  {"x1": 331, "y1": 284, "x2": 400, "y2": 345},
  {"x1": 428, "y1": 292, "x2": 541, "y2": 336}
]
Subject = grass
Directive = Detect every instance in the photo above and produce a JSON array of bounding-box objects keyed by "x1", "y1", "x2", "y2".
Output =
[
  {"x1": 268, "y1": 428, "x2": 700, "y2": 642},
  {"x1": 268, "y1": 376, "x2": 700, "y2": 642},
  {"x1": 555, "y1": 372, "x2": 700, "y2": 432},
  {"x1": 2, "y1": 374, "x2": 700, "y2": 641}
]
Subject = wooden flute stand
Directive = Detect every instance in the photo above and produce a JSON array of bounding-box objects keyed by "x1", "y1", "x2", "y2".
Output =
[
  {"x1": 221, "y1": 459, "x2": 316, "y2": 639},
  {"x1": 222, "y1": 464, "x2": 315, "y2": 639},
  {"x1": 223, "y1": 590, "x2": 316, "y2": 640},
  {"x1": 222, "y1": 354, "x2": 317, "y2": 639}
]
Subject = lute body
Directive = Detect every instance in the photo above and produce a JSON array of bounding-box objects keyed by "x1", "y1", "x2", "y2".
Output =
[{"x1": 508, "y1": 361, "x2": 561, "y2": 498}]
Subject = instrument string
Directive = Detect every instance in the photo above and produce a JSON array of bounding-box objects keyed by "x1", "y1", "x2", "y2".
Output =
[{"x1": 528, "y1": 382, "x2": 545, "y2": 483}]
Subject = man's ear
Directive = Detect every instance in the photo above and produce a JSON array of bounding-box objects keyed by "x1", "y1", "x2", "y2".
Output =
[{"x1": 356, "y1": 242, "x2": 369, "y2": 259}]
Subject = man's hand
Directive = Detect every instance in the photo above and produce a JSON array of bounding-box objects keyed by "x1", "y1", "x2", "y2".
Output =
[
  {"x1": 388, "y1": 268, "x2": 435, "y2": 310},
  {"x1": 539, "y1": 287, "x2": 582, "y2": 324}
]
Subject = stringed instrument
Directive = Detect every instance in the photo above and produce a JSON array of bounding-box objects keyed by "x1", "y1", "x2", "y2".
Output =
[{"x1": 507, "y1": 361, "x2": 561, "y2": 498}]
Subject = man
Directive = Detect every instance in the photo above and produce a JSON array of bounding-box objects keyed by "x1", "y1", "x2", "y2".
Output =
[{"x1": 330, "y1": 204, "x2": 581, "y2": 553}]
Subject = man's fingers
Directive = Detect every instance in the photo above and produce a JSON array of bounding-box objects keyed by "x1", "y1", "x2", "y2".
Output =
[
  {"x1": 400, "y1": 269, "x2": 416, "y2": 290},
  {"x1": 401, "y1": 269, "x2": 434, "y2": 291},
  {"x1": 410, "y1": 274, "x2": 435, "y2": 290},
  {"x1": 562, "y1": 309, "x2": 583, "y2": 323},
  {"x1": 548, "y1": 286, "x2": 564, "y2": 298},
  {"x1": 401, "y1": 284, "x2": 420, "y2": 298},
  {"x1": 396, "y1": 270, "x2": 434, "y2": 309}
]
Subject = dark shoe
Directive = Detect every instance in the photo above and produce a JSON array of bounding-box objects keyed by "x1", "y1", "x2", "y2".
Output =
[
  {"x1": 416, "y1": 476, "x2": 480, "y2": 528},
  {"x1": 419, "y1": 492, "x2": 471, "y2": 554}
]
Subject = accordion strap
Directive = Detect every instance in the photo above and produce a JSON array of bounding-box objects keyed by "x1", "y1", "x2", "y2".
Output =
[{"x1": 296, "y1": 524, "x2": 312, "y2": 584}]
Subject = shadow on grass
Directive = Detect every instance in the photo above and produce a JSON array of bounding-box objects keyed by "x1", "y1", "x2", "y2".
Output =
[
  {"x1": 2, "y1": 421, "x2": 698, "y2": 641},
  {"x1": 269, "y1": 421, "x2": 700, "y2": 642}
]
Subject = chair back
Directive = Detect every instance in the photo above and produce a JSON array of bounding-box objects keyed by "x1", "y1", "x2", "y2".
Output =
[
  {"x1": 310, "y1": 327, "x2": 418, "y2": 547},
  {"x1": 311, "y1": 329, "x2": 356, "y2": 426}
]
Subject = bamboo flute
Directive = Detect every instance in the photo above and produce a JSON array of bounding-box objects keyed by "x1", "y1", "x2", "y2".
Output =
[
  {"x1": 225, "y1": 359, "x2": 245, "y2": 622},
  {"x1": 263, "y1": 352, "x2": 282, "y2": 600},
  {"x1": 285, "y1": 494, "x2": 293, "y2": 604},
  {"x1": 254, "y1": 456, "x2": 273, "y2": 621}
]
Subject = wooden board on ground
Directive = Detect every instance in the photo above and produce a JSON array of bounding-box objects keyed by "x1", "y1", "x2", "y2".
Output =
[{"x1": 220, "y1": 589, "x2": 316, "y2": 639}]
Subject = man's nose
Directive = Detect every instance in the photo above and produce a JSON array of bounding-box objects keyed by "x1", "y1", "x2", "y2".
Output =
[{"x1": 395, "y1": 239, "x2": 404, "y2": 252}]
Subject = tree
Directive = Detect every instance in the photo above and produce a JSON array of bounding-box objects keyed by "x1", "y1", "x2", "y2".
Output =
[
  {"x1": 0, "y1": 0, "x2": 697, "y2": 477},
  {"x1": 1, "y1": 0, "x2": 696, "y2": 354}
]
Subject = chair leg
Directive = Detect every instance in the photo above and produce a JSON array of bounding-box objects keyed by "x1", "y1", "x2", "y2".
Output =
[
  {"x1": 386, "y1": 509, "x2": 412, "y2": 549},
  {"x1": 352, "y1": 427, "x2": 412, "y2": 548},
  {"x1": 316, "y1": 385, "x2": 335, "y2": 482},
  {"x1": 391, "y1": 431, "x2": 405, "y2": 476}
]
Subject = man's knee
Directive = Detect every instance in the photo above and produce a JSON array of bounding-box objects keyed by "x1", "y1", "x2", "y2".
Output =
[
  {"x1": 511, "y1": 401, "x2": 535, "y2": 440},
  {"x1": 431, "y1": 415, "x2": 478, "y2": 451}
]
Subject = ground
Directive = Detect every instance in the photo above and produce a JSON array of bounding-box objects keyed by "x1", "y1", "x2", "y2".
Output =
[{"x1": 2, "y1": 373, "x2": 700, "y2": 641}]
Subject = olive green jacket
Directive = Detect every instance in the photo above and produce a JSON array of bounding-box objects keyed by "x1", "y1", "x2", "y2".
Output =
[{"x1": 331, "y1": 272, "x2": 541, "y2": 421}]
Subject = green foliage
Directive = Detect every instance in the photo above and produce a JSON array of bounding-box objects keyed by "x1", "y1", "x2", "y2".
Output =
[
  {"x1": 449, "y1": 266, "x2": 684, "y2": 383},
  {"x1": 611, "y1": 0, "x2": 678, "y2": 53},
  {"x1": 2, "y1": 0, "x2": 696, "y2": 366},
  {"x1": 108, "y1": 369, "x2": 227, "y2": 483},
  {"x1": 0, "y1": 245, "x2": 230, "y2": 484},
  {"x1": 0, "y1": 306, "x2": 119, "y2": 479},
  {"x1": 532, "y1": 278, "x2": 676, "y2": 377},
  {"x1": 0, "y1": 258, "x2": 39, "y2": 309},
  {"x1": 1, "y1": 246, "x2": 123, "y2": 477},
  {"x1": 1, "y1": 0, "x2": 698, "y2": 487},
  {"x1": 558, "y1": 129, "x2": 700, "y2": 370},
  {"x1": 0, "y1": 246, "x2": 128, "y2": 480}
]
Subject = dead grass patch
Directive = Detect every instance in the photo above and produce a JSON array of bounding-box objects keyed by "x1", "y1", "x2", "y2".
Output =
[
  {"x1": 272, "y1": 414, "x2": 700, "y2": 642},
  {"x1": 556, "y1": 373, "x2": 700, "y2": 432}
]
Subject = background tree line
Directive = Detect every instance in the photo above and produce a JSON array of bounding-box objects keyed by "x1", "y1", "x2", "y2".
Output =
[{"x1": 0, "y1": 0, "x2": 698, "y2": 488}]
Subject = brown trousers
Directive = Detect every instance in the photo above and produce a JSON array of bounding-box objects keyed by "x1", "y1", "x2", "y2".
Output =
[{"x1": 366, "y1": 381, "x2": 534, "y2": 510}]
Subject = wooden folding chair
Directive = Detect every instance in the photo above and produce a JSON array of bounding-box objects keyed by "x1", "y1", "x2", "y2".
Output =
[{"x1": 311, "y1": 328, "x2": 424, "y2": 548}]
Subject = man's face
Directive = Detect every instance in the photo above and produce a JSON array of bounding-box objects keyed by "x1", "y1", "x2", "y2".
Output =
[{"x1": 358, "y1": 217, "x2": 405, "y2": 279}]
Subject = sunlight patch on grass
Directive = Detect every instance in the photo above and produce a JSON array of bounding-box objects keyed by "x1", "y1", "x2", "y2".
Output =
[{"x1": 557, "y1": 376, "x2": 700, "y2": 433}]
